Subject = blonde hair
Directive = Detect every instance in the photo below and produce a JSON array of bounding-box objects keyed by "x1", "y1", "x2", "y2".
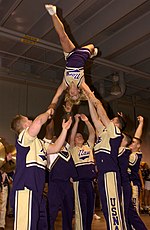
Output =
[
  {"x1": 65, "y1": 89, "x2": 87, "y2": 106},
  {"x1": 11, "y1": 115, "x2": 24, "y2": 135}
]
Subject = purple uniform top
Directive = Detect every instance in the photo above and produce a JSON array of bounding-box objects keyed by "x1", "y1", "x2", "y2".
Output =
[
  {"x1": 118, "y1": 147, "x2": 131, "y2": 184},
  {"x1": 44, "y1": 140, "x2": 78, "y2": 181},
  {"x1": 128, "y1": 151, "x2": 142, "y2": 186},
  {"x1": 10, "y1": 128, "x2": 47, "y2": 208}
]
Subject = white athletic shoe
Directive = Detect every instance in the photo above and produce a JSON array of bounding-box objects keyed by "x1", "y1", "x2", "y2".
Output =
[
  {"x1": 93, "y1": 213, "x2": 101, "y2": 220},
  {"x1": 45, "y1": 4, "x2": 56, "y2": 15},
  {"x1": 90, "y1": 47, "x2": 98, "y2": 58}
]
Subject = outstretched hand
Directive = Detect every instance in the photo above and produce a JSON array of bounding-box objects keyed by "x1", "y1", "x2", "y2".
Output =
[
  {"x1": 74, "y1": 114, "x2": 80, "y2": 122},
  {"x1": 62, "y1": 116, "x2": 72, "y2": 130},
  {"x1": 80, "y1": 114, "x2": 88, "y2": 122},
  {"x1": 47, "y1": 108, "x2": 54, "y2": 119},
  {"x1": 137, "y1": 115, "x2": 144, "y2": 124},
  {"x1": 117, "y1": 112, "x2": 123, "y2": 117}
]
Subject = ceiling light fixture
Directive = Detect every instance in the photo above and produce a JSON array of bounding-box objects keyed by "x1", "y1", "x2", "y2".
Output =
[{"x1": 110, "y1": 72, "x2": 121, "y2": 96}]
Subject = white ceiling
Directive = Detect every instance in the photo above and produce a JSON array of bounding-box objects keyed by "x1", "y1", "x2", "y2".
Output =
[{"x1": 0, "y1": 0, "x2": 150, "y2": 106}]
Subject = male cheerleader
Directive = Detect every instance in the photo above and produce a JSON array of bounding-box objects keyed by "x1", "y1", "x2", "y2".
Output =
[
  {"x1": 10, "y1": 111, "x2": 72, "y2": 230},
  {"x1": 69, "y1": 114, "x2": 96, "y2": 230},
  {"x1": 86, "y1": 92, "x2": 126, "y2": 230},
  {"x1": 128, "y1": 116, "x2": 144, "y2": 214},
  {"x1": 43, "y1": 119, "x2": 77, "y2": 230},
  {"x1": 118, "y1": 133, "x2": 147, "y2": 229}
]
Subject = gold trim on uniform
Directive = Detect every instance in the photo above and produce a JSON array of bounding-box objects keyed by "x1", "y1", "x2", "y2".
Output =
[
  {"x1": 18, "y1": 128, "x2": 47, "y2": 170},
  {"x1": 14, "y1": 188, "x2": 32, "y2": 230},
  {"x1": 94, "y1": 122, "x2": 121, "y2": 155}
]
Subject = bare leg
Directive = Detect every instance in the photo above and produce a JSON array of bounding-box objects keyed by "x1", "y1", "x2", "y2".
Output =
[
  {"x1": 82, "y1": 44, "x2": 94, "y2": 53},
  {"x1": 45, "y1": 4, "x2": 75, "y2": 53},
  {"x1": 82, "y1": 44, "x2": 99, "y2": 58}
]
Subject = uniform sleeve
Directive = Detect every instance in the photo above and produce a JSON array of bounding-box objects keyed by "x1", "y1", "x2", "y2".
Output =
[
  {"x1": 106, "y1": 122, "x2": 121, "y2": 139},
  {"x1": 86, "y1": 140, "x2": 94, "y2": 149},
  {"x1": 118, "y1": 147, "x2": 125, "y2": 156},
  {"x1": 17, "y1": 128, "x2": 36, "y2": 147},
  {"x1": 129, "y1": 153, "x2": 138, "y2": 166}
]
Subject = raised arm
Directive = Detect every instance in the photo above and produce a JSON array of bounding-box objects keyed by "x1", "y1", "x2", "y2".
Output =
[
  {"x1": 69, "y1": 114, "x2": 80, "y2": 148},
  {"x1": 47, "y1": 117, "x2": 72, "y2": 154},
  {"x1": 28, "y1": 109, "x2": 52, "y2": 137},
  {"x1": 80, "y1": 114, "x2": 95, "y2": 145},
  {"x1": 48, "y1": 81, "x2": 67, "y2": 110},
  {"x1": 134, "y1": 116, "x2": 144, "y2": 139},
  {"x1": 80, "y1": 81, "x2": 93, "y2": 95},
  {"x1": 87, "y1": 97, "x2": 104, "y2": 132},
  {"x1": 86, "y1": 92, "x2": 110, "y2": 128},
  {"x1": 45, "y1": 119, "x2": 54, "y2": 140}
]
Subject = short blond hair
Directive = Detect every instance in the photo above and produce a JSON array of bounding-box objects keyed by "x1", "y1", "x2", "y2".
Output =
[{"x1": 11, "y1": 115, "x2": 24, "y2": 135}]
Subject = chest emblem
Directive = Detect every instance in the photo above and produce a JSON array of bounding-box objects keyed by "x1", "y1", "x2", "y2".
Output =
[{"x1": 78, "y1": 149, "x2": 90, "y2": 160}]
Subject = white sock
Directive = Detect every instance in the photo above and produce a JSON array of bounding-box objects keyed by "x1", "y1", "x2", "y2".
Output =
[{"x1": 45, "y1": 4, "x2": 56, "y2": 16}]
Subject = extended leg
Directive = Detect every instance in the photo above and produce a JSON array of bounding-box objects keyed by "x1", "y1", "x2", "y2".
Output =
[{"x1": 45, "y1": 4, "x2": 75, "y2": 53}]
